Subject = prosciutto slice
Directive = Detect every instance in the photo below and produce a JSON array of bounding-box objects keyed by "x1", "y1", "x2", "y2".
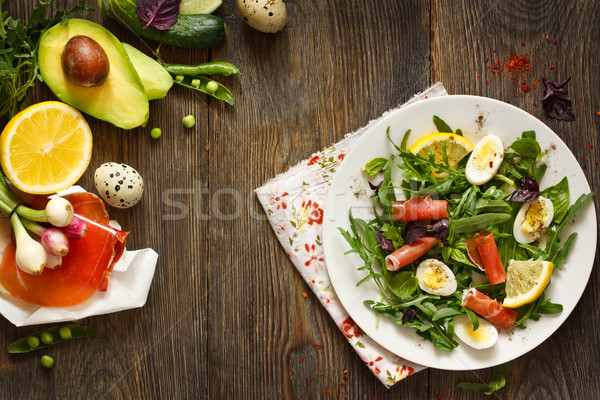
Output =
[
  {"x1": 467, "y1": 231, "x2": 506, "y2": 285},
  {"x1": 461, "y1": 288, "x2": 518, "y2": 330},
  {"x1": 392, "y1": 196, "x2": 449, "y2": 222},
  {"x1": 385, "y1": 237, "x2": 439, "y2": 271}
]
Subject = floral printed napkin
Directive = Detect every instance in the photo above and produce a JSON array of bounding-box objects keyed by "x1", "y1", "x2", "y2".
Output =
[{"x1": 255, "y1": 83, "x2": 447, "y2": 387}]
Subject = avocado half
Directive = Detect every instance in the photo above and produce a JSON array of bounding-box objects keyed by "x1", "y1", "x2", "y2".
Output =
[{"x1": 38, "y1": 19, "x2": 149, "y2": 130}]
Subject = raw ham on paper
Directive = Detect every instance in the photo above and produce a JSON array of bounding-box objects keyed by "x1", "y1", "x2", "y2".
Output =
[
  {"x1": 385, "y1": 237, "x2": 439, "y2": 271},
  {"x1": 391, "y1": 196, "x2": 449, "y2": 222},
  {"x1": 0, "y1": 193, "x2": 127, "y2": 307},
  {"x1": 461, "y1": 288, "x2": 518, "y2": 330},
  {"x1": 467, "y1": 231, "x2": 506, "y2": 285}
]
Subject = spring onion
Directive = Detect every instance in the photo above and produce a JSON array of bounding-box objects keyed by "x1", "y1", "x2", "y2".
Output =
[
  {"x1": 12, "y1": 213, "x2": 46, "y2": 275},
  {"x1": 44, "y1": 253, "x2": 62, "y2": 270},
  {"x1": 62, "y1": 216, "x2": 87, "y2": 239}
]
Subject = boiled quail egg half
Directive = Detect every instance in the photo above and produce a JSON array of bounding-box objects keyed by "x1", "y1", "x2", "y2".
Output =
[
  {"x1": 453, "y1": 314, "x2": 498, "y2": 350},
  {"x1": 415, "y1": 259, "x2": 457, "y2": 296},
  {"x1": 513, "y1": 196, "x2": 554, "y2": 244},
  {"x1": 465, "y1": 135, "x2": 504, "y2": 186}
]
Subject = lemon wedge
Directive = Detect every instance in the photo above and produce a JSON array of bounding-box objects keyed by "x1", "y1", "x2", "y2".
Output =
[
  {"x1": 503, "y1": 260, "x2": 553, "y2": 308},
  {"x1": 409, "y1": 133, "x2": 474, "y2": 178},
  {"x1": 0, "y1": 101, "x2": 93, "y2": 194}
]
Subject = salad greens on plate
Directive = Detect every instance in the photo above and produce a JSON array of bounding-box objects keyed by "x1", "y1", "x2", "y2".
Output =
[{"x1": 339, "y1": 115, "x2": 594, "y2": 352}]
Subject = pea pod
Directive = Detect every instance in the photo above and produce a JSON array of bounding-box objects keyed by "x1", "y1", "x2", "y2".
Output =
[
  {"x1": 9, "y1": 325, "x2": 97, "y2": 354},
  {"x1": 174, "y1": 76, "x2": 234, "y2": 105},
  {"x1": 163, "y1": 62, "x2": 241, "y2": 77}
]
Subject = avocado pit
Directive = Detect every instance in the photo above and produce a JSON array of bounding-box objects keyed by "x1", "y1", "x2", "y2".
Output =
[{"x1": 61, "y1": 35, "x2": 110, "y2": 87}]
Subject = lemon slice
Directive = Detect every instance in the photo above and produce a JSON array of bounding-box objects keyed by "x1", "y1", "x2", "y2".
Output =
[
  {"x1": 0, "y1": 101, "x2": 93, "y2": 194},
  {"x1": 409, "y1": 133, "x2": 474, "y2": 178},
  {"x1": 503, "y1": 260, "x2": 553, "y2": 308},
  {"x1": 179, "y1": 0, "x2": 222, "y2": 14}
]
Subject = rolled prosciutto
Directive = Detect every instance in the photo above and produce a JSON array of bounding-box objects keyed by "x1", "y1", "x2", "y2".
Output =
[
  {"x1": 392, "y1": 196, "x2": 449, "y2": 222},
  {"x1": 385, "y1": 237, "x2": 439, "y2": 271},
  {"x1": 467, "y1": 231, "x2": 506, "y2": 285},
  {"x1": 461, "y1": 288, "x2": 518, "y2": 330}
]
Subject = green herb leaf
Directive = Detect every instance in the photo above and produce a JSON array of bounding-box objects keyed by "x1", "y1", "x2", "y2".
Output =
[
  {"x1": 541, "y1": 176, "x2": 569, "y2": 223},
  {"x1": 388, "y1": 271, "x2": 418, "y2": 300},
  {"x1": 458, "y1": 363, "x2": 508, "y2": 395},
  {"x1": 363, "y1": 157, "x2": 388, "y2": 176},
  {"x1": 509, "y1": 137, "x2": 541, "y2": 158},
  {"x1": 452, "y1": 213, "x2": 512, "y2": 233},
  {"x1": 433, "y1": 115, "x2": 453, "y2": 133}
]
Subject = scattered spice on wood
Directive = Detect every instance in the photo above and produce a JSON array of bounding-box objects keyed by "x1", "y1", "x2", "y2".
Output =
[
  {"x1": 302, "y1": 292, "x2": 307, "y2": 298},
  {"x1": 314, "y1": 344, "x2": 324, "y2": 350}
]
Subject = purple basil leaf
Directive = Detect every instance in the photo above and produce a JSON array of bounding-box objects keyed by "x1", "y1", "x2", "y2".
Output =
[
  {"x1": 137, "y1": 0, "x2": 181, "y2": 30},
  {"x1": 369, "y1": 181, "x2": 383, "y2": 195},
  {"x1": 430, "y1": 218, "x2": 449, "y2": 239},
  {"x1": 376, "y1": 231, "x2": 395, "y2": 251},
  {"x1": 509, "y1": 177, "x2": 541, "y2": 202},
  {"x1": 541, "y1": 77, "x2": 575, "y2": 121},
  {"x1": 402, "y1": 308, "x2": 419, "y2": 324},
  {"x1": 404, "y1": 222, "x2": 428, "y2": 244}
]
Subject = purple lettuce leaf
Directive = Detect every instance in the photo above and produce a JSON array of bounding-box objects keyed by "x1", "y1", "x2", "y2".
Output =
[
  {"x1": 137, "y1": 0, "x2": 181, "y2": 30},
  {"x1": 404, "y1": 219, "x2": 449, "y2": 244},
  {"x1": 541, "y1": 77, "x2": 575, "y2": 121},
  {"x1": 429, "y1": 219, "x2": 449, "y2": 239},
  {"x1": 376, "y1": 231, "x2": 395, "y2": 251},
  {"x1": 402, "y1": 308, "x2": 419, "y2": 324},
  {"x1": 404, "y1": 222, "x2": 428, "y2": 244},
  {"x1": 509, "y1": 177, "x2": 541, "y2": 202},
  {"x1": 369, "y1": 181, "x2": 383, "y2": 195}
]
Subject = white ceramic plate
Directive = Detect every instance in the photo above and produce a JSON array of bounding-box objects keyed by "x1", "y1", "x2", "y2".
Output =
[{"x1": 323, "y1": 95, "x2": 597, "y2": 370}]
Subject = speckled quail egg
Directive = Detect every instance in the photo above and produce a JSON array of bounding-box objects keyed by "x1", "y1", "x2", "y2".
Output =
[
  {"x1": 453, "y1": 314, "x2": 498, "y2": 350},
  {"x1": 513, "y1": 196, "x2": 554, "y2": 244},
  {"x1": 237, "y1": 0, "x2": 287, "y2": 33},
  {"x1": 465, "y1": 135, "x2": 504, "y2": 186},
  {"x1": 415, "y1": 259, "x2": 457, "y2": 296},
  {"x1": 94, "y1": 162, "x2": 144, "y2": 208}
]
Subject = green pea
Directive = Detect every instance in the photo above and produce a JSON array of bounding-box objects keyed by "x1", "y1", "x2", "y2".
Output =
[
  {"x1": 58, "y1": 326, "x2": 72, "y2": 340},
  {"x1": 175, "y1": 75, "x2": 184, "y2": 83},
  {"x1": 27, "y1": 336, "x2": 40, "y2": 349},
  {"x1": 41, "y1": 355, "x2": 54, "y2": 369},
  {"x1": 182, "y1": 115, "x2": 196, "y2": 128},
  {"x1": 40, "y1": 331, "x2": 53, "y2": 345},
  {"x1": 191, "y1": 79, "x2": 200, "y2": 88},
  {"x1": 206, "y1": 80, "x2": 218, "y2": 94},
  {"x1": 150, "y1": 127, "x2": 162, "y2": 139}
]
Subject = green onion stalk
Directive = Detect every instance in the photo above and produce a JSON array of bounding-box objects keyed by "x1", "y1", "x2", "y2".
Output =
[{"x1": 0, "y1": 173, "x2": 79, "y2": 274}]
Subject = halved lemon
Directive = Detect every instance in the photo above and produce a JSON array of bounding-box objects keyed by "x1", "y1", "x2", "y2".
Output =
[
  {"x1": 0, "y1": 101, "x2": 93, "y2": 194},
  {"x1": 409, "y1": 133, "x2": 474, "y2": 178},
  {"x1": 503, "y1": 260, "x2": 553, "y2": 308}
]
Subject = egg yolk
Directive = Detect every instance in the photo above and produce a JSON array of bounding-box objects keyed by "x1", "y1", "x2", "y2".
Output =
[
  {"x1": 521, "y1": 199, "x2": 548, "y2": 234},
  {"x1": 462, "y1": 323, "x2": 493, "y2": 343},
  {"x1": 422, "y1": 265, "x2": 448, "y2": 289},
  {"x1": 472, "y1": 141, "x2": 499, "y2": 170}
]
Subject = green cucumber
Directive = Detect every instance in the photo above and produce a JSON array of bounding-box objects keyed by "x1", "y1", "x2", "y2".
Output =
[{"x1": 98, "y1": 0, "x2": 226, "y2": 49}]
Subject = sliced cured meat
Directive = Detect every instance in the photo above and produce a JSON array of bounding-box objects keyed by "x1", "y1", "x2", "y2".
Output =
[
  {"x1": 385, "y1": 237, "x2": 439, "y2": 271},
  {"x1": 392, "y1": 196, "x2": 449, "y2": 222},
  {"x1": 461, "y1": 288, "x2": 518, "y2": 330}
]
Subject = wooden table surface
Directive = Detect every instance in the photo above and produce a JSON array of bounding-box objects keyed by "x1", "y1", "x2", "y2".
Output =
[{"x1": 1, "y1": 1, "x2": 599, "y2": 399}]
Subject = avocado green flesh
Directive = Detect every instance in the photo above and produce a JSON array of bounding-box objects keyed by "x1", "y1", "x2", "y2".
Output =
[
  {"x1": 122, "y1": 43, "x2": 173, "y2": 100},
  {"x1": 38, "y1": 19, "x2": 149, "y2": 130}
]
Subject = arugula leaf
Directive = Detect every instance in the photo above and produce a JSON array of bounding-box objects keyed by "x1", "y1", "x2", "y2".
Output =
[
  {"x1": 458, "y1": 363, "x2": 508, "y2": 395},
  {"x1": 452, "y1": 213, "x2": 512, "y2": 233}
]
